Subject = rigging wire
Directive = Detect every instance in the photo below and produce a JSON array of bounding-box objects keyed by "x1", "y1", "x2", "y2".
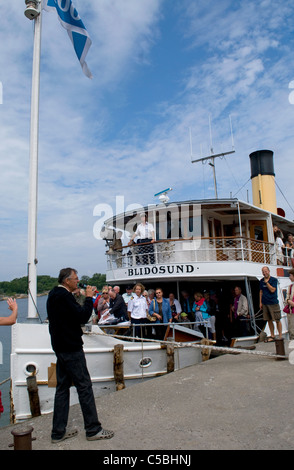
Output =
[
  {"x1": 27, "y1": 263, "x2": 43, "y2": 323},
  {"x1": 275, "y1": 180, "x2": 294, "y2": 217},
  {"x1": 232, "y1": 177, "x2": 251, "y2": 198},
  {"x1": 28, "y1": 286, "x2": 43, "y2": 323},
  {"x1": 223, "y1": 155, "x2": 247, "y2": 199}
]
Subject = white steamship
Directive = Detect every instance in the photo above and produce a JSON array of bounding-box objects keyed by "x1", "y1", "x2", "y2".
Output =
[
  {"x1": 9, "y1": 3, "x2": 293, "y2": 425},
  {"x1": 103, "y1": 149, "x2": 293, "y2": 341},
  {"x1": 11, "y1": 147, "x2": 293, "y2": 423}
]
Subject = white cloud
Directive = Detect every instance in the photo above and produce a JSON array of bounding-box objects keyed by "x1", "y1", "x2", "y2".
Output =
[{"x1": 0, "y1": 0, "x2": 294, "y2": 282}]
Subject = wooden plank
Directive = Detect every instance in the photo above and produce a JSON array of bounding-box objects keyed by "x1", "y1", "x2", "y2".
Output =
[{"x1": 113, "y1": 344, "x2": 125, "y2": 391}]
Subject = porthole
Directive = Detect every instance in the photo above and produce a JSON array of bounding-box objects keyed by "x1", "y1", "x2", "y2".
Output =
[
  {"x1": 139, "y1": 357, "x2": 152, "y2": 368},
  {"x1": 24, "y1": 362, "x2": 38, "y2": 376}
]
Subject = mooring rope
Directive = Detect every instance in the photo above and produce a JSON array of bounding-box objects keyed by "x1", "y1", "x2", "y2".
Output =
[
  {"x1": 89, "y1": 330, "x2": 287, "y2": 360},
  {"x1": 0, "y1": 377, "x2": 10, "y2": 386},
  {"x1": 175, "y1": 341, "x2": 287, "y2": 359}
]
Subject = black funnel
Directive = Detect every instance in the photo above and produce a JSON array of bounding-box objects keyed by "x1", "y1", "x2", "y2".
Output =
[{"x1": 249, "y1": 150, "x2": 275, "y2": 179}]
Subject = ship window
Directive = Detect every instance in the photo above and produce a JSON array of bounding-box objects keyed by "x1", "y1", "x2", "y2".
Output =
[
  {"x1": 156, "y1": 207, "x2": 181, "y2": 240},
  {"x1": 139, "y1": 357, "x2": 152, "y2": 368},
  {"x1": 254, "y1": 226, "x2": 264, "y2": 240},
  {"x1": 155, "y1": 204, "x2": 202, "y2": 240},
  {"x1": 24, "y1": 362, "x2": 38, "y2": 376},
  {"x1": 223, "y1": 224, "x2": 234, "y2": 237},
  {"x1": 208, "y1": 219, "x2": 213, "y2": 238},
  {"x1": 214, "y1": 219, "x2": 222, "y2": 237},
  {"x1": 179, "y1": 205, "x2": 202, "y2": 239},
  {"x1": 249, "y1": 220, "x2": 268, "y2": 242}
]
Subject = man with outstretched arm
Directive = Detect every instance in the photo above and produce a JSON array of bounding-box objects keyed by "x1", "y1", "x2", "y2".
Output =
[{"x1": 47, "y1": 267, "x2": 114, "y2": 443}]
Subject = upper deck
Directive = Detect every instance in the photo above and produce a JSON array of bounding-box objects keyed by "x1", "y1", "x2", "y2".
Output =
[{"x1": 103, "y1": 199, "x2": 294, "y2": 284}]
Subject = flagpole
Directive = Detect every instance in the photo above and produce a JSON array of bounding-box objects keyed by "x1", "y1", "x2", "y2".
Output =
[{"x1": 27, "y1": 2, "x2": 42, "y2": 318}]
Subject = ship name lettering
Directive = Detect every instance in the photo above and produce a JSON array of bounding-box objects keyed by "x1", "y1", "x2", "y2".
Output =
[{"x1": 127, "y1": 264, "x2": 194, "y2": 277}]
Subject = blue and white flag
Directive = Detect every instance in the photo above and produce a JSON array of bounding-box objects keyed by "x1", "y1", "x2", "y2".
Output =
[{"x1": 44, "y1": 0, "x2": 92, "y2": 78}]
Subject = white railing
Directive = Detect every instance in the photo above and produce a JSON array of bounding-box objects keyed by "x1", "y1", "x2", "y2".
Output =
[
  {"x1": 106, "y1": 237, "x2": 277, "y2": 270},
  {"x1": 283, "y1": 247, "x2": 294, "y2": 268}
]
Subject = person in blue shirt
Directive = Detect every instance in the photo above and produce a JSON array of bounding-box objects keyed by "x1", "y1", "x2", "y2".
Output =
[
  {"x1": 259, "y1": 266, "x2": 282, "y2": 342},
  {"x1": 149, "y1": 287, "x2": 172, "y2": 340},
  {"x1": 180, "y1": 290, "x2": 194, "y2": 322},
  {"x1": 192, "y1": 292, "x2": 209, "y2": 336}
]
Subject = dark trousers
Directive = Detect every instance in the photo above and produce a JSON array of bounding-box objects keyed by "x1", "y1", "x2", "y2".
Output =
[
  {"x1": 52, "y1": 350, "x2": 102, "y2": 439},
  {"x1": 131, "y1": 317, "x2": 146, "y2": 337},
  {"x1": 137, "y1": 239, "x2": 155, "y2": 264},
  {"x1": 154, "y1": 324, "x2": 164, "y2": 340}
]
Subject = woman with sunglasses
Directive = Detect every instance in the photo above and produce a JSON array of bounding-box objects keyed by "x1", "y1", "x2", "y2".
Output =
[{"x1": 97, "y1": 289, "x2": 110, "y2": 322}]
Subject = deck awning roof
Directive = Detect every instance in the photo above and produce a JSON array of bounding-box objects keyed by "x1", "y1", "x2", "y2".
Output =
[{"x1": 102, "y1": 198, "x2": 294, "y2": 238}]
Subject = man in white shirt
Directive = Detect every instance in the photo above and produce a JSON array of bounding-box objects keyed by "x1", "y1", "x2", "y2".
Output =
[
  {"x1": 122, "y1": 285, "x2": 133, "y2": 305},
  {"x1": 128, "y1": 214, "x2": 155, "y2": 264}
]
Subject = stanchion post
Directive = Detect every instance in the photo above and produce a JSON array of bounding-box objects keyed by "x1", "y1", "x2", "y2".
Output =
[
  {"x1": 275, "y1": 338, "x2": 286, "y2": 360},
  {"x1": 9, "y1": 426, "x2": 36, "y2": 450},
  {"x1": 113, "y1": 344, "x2": 125, "y2": 390}
]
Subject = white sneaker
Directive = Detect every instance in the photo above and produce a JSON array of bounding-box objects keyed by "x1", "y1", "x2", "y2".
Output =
[
  {"x1": 51, "y1": 428, "x2": 78, "y2": 443},
  {"x1": 86, "y1": 428, "x2": 114, "y2": 440}
]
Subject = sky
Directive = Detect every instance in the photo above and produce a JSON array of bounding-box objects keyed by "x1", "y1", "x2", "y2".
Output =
[{"x1": 0, "y1": 0, "x2": 294, "y2": 282}]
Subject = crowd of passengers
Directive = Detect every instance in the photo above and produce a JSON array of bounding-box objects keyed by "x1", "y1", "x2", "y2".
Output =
[
  {"x1": 274, "y1": 225, "x2": 294, "y2": 267},
  {"x1": 107, "y1": 222, "x2": 294, "y2": 269},
  {"x1": 75, "y1": 283, "x2": 251, "y2": 344}
]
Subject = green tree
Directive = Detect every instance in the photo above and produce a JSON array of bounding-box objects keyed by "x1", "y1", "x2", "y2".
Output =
[
  {"x1": 0, "y1": 273, "x2": 106, "y2": 296},
  {"x1": 89, "y1": 273, "x2": 106, "y2": 290}
]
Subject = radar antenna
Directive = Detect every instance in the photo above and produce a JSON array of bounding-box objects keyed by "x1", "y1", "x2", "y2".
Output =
[{"x1": 154, "y1": 188, "x2": 172, "y2": 204}]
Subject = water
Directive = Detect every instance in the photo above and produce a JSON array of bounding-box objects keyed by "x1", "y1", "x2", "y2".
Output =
[{"x1": 0, "y1": 296, "x2": 48, "y2": 427}]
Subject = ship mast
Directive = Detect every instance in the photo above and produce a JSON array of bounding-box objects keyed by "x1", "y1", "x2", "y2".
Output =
[
  {"x1": 190, "y1": 115, "x2": 235, "y2": 198},
  {"x1": 25, "y1": 0, "x2": 42, "y2": 318}
]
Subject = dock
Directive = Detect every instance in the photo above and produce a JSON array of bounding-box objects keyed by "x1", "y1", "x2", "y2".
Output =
[{"x1": 1, "y1": 340, "x2": 294, "y2": 451}]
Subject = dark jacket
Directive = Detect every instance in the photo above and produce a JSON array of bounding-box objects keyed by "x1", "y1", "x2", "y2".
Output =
[
  {"x1": 47, "y1": 286, "x2": 94, "y2": 353},
  {"x1": 181, "y1": 296, "x2": 195, "y2": 322},
  {"x1": 109, "y1": 294, "x2": 128, "y2": 321}
]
